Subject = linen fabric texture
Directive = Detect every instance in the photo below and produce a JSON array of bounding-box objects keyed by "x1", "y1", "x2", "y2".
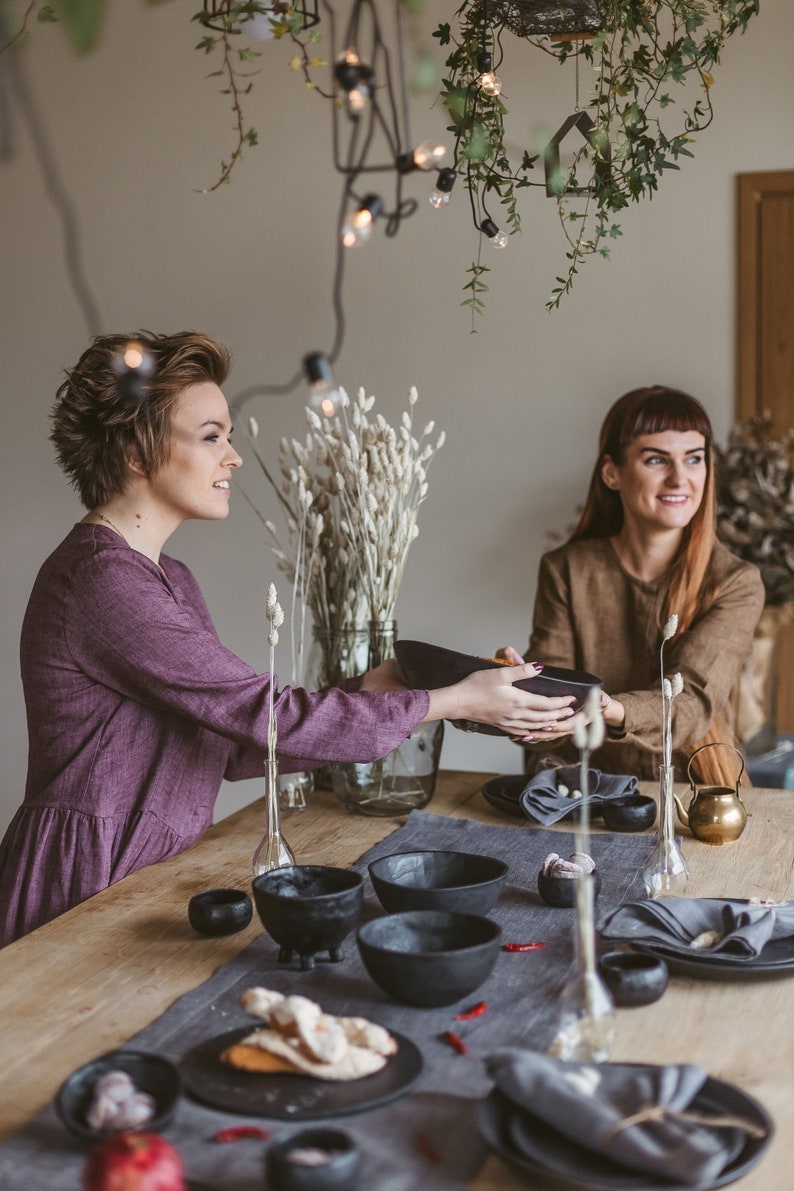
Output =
[
  {"x1": 519, "y1": 763, "x2": 638, "y2": 825},
  {"x1": 601, "y1": 896, "x2": 794, "y2": 961},
  {"x1": 0, "y1": 525, "x2": 429, "y2": 945},
  {"x1": 525, "y1": 538, "x2": 765, "y2": 779}
]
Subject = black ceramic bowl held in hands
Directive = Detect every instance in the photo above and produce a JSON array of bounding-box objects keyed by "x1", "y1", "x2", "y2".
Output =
[
  {"x1": 357, "y1": 908, "x2": 502, "y2": 1007},
  {"x1": 393, "y1": 639, "x2": 601, "y2": 736},
  {"x1": 252, "y1": 865, "x2": 364, "y2": 970},
  {"x1": 188, "y1": 888, "x2": 253, "y2": 936},
  {"x1": 55, "y1": 1050, "x2": 182, "y2": 1143},
  {"x1": 266, "y1": 1128, "x2": 361, "y2": 1191},
  {"x1": 368, "y1": 849, "x2": 508, "y2": 916}
]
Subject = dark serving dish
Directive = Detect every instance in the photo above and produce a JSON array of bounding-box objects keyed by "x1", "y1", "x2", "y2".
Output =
[
  {"x1": 394, "y1": 640, "x2": 601, "y2": 735},
  {"x1": 55, "y1": 1049, "x2": 181, "y2": 1143},
  {"x1": 357, "y1": 908, "x2": 502, "y2": 1007},
  {"x1": 368, "y1": 849, "x2": 508, "y2": 916},
  {"x1": 188, "y1": 887, "x2": 253, "y2": 936},
  {"x1": 601, "y1": 794, "x2": 657, "y2": 833},
  {"x1": 266, "y1": 1127, "x2": 361, "y2": 1191},
  {"x1": 599, "y1": 951, "x2": 669, "y2": 1007},
  {"x1": 252, "y1": 865, "x2": 364, "y2": 970}
]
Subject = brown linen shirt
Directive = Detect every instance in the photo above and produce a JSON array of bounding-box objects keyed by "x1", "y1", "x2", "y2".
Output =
[{"x1": 525, "y1": 538, "x2": 765, "y2": 780}]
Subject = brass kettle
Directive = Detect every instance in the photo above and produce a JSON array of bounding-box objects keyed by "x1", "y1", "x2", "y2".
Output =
[{"x1": 673, "y1": 744, "x2": 747, "y2": 845}]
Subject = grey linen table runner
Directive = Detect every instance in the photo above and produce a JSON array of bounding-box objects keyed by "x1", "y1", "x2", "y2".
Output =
[{"x1": 0, "y1": 809, "x2": 651, "y2": 1191}]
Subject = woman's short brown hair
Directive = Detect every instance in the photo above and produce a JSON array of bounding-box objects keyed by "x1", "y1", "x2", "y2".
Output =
[{"x1": 51, "y1": 330, "x2": 231, "y2": 509}]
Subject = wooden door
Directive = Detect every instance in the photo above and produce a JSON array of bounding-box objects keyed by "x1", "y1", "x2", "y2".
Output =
[{"x1": 736, "y1": 170, "x2": 794, "y2": 734}]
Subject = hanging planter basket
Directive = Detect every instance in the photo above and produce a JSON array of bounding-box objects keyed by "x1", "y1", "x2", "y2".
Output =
[{"x1": 489, "y1": 0, "x2": 604, "y2": 40}]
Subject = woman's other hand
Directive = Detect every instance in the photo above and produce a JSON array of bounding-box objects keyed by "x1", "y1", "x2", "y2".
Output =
[
  {"x1": 422, "y1": 662, "x2": 576, "y2": 739},
  {"x1": 494, "y1": 645, "x2": 525, "y2": 666}
]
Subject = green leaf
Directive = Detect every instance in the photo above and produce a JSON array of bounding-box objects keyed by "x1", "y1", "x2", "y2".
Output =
[
  {"x1": 37, "y1": 5, "x2": 58, "y2": 22},
  {"x1": 53, "y1": 0, "x2": 105, "y2": 52}
]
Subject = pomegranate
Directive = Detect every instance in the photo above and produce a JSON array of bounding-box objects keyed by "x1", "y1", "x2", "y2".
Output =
[{"x1": 82, "y1": 1131, "x2": 186, "y2": 1191}]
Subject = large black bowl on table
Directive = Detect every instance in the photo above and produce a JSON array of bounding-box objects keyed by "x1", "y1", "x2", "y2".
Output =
[
  {"x1": 252, "y1": 865, "x2": 364, "y2": 970},
  {"x1": 368, "y1": 849, "x2": 508, "y2": 916}
]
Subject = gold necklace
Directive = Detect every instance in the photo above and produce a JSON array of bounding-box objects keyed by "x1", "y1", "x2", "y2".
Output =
[{"x1": 93, "y1": 511, "x2": 127, "y2": 543}]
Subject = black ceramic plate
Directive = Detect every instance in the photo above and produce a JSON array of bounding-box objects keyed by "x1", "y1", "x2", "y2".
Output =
[
  {"x1": 631, "y1": 935, "x2": 794, "y2": 980},
  {"x1": 478, "y1": 1074, "x2": 773, "y2": 1191},
  {"x1": 180, "y1": 1025, "x2": 423, "y2": 1120},
  {"x1": 394, "y1": 641, "x2": 601, "y2": 736}
]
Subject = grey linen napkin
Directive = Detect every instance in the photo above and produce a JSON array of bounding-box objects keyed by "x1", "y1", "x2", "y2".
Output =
[
  {"x1": 486, "y1": 1050, "x2": 746, "y2": 1187},
  {"x1": 519, "y1": 765, "x2": 638, "y2": 825},
  {"x1": 600, "y1": 897, "x2": 794, "y2": 961}
]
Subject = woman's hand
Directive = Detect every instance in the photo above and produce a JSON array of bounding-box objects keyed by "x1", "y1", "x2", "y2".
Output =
[
  {"x1": 495, "y1": 645, "x2": 526, "y2": 666},
  {"x1": 421, "y1": 662, "x2": 576, "y2": 740}
]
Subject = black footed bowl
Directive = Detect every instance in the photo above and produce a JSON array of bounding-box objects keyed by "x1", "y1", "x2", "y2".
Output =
[
  {"x1": 266, "y1": 1128, "x2": 361, "y2": 1191},
  {"x1": 599, "y1": 951, "x2": 669, "y2": 1007},
  {"x1": 188, "y1": 887, "x2": 253, "y2": 936},
  {"x1": 252, "y1": 865, "x2": 364, "y2": 971},
  {"x1": 394, "y1": 639, "x2": 601, "y2": 736},
  {"x1": 601, "y1": 794, "x2": 657, "y2": 833},
  {"x1": 357, "y1": 909, "x2": 502, "y2": 1007},
  {"x1": 55, "y1": 1049, "x2": 181, "y2": 1143},
  {"x1": 368, "y1": 849, "x2": 508, "y2": 916},
  {"x1": 537, "y1": 867, "x2": 601, "y2": 908}
]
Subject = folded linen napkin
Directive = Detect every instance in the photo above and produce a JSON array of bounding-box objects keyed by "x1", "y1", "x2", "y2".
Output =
[
  {"x1": 600, "y1": 897, "x2": 794, "y2": 961},
  {"x1": 485, "y1": 1049, "x2": 761, "y2": 1187},
  {"x1": 519, "y1": 765, "x2": 638, "y2": 826}
]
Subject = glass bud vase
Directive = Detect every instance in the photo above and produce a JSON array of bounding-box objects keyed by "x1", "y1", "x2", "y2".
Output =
[
  {"x1": 550, "y1": 872, "x2": 615, "y2": 1062},
  {"x1": 330, "y1": 619, "x2": 444, "y2": 818},
  {"x1": 643, "y1": 763, "x2": 689, "y2": 898},
  {"x1": 252, "y1": 770, "x2": 296, "y2": 877}
]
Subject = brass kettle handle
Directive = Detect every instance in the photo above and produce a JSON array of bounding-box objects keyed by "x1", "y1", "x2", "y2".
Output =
[{"x1": 686, "y1": 742, "x2": 746, "y2": 790}]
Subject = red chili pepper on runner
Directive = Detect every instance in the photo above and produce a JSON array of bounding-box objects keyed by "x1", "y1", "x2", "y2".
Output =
[
  {"x1": 503, "y1": 942, "x2": 546, "y2": 952},
  {"x1": 442, "y1": 1029, "x2": 468, "y2": 1054},
  {"x1": 212, "y1": 1126, "x2": 271, "y2": 1143},
  {"x1": 417, "y1": 1133, "x2": 441, "y2": 1163},
  {"x1": 454, "y1": 1000, "x2": 488, "y2": 1021}
]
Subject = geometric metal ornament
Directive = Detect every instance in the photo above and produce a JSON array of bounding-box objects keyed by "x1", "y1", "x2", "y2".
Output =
[{"x1": 543, "y1": 109, "x2": 611, "y2": 197}]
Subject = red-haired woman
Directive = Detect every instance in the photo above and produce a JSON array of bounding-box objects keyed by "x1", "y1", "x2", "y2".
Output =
[{"x1": 502, "y1": 386, "x2": 764, "y2": 785}]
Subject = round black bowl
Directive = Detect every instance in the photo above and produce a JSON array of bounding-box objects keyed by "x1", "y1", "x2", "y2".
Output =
[
  {"x1": 252, "y1": 865, "x2": 364, "y2": 970},
  {"x1": 601, "y1": 794, "x2": 657, "y2": 833},
  {"x1": 368, "y1": 849, "x2": 508, "y2": 916},
  {"x1": 357, "y1": 908, "x2": 502, "y2": 1007},
  {"x1": 599, "y1": 950, "x2": 669, "y2": 1007},
  {"x1": 188, "y1": 887, "x2": 253, "y2": 936},
  {"x1": 537, "y1": 867, "x2": 601, "y2": 908},
  {"x1": 55, "y1": 1049, "x2": 181, "y2": 1143},
  {"x1": 266, "y1": 1128, "x2": 361, "y2": 1191}
]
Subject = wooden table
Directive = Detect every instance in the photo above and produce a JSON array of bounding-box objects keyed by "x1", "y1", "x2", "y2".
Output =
[{"x1": 0, "y1": 771, "x2": 791, "y2": 1189}]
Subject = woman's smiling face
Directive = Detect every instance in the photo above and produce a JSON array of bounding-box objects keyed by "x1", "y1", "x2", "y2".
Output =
[{"x1": 601, "y1": 429, "x2": 708, "y2": 536}]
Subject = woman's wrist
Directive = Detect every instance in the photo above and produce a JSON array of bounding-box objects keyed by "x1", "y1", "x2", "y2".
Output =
[{"x1": 600, "y1": 691, "x2": 626, "y2": 729}]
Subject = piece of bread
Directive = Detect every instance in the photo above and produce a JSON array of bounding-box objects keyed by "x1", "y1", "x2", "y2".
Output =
[{"x1": 223, "y1": 1027, "x2": 388, "y2": 1081}]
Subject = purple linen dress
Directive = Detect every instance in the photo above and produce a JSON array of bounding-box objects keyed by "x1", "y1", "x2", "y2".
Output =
[{"x1": 0, "y1": 525, "x2": 429, "y2": 946}]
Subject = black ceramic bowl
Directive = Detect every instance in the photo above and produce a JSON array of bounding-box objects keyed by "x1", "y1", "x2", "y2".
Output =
[
  {"x1": 394, "y1": 640, "x2": 601, "y2": 736},
  {"x1": 55, "y1": 1049, "x2": 181, "y2": 1143},
  {"x1": 252, "y1": 865, "x2": 364, "y2": 970},
  {"x1": 599, "y1": 950, "x2": 670, "y2": 1007},
  {"x1": 188, "y1": 887, "x2": 253, "y2": 936},
  {"x1": 357, "y1": 909, "x2": 502, "y2": 1007},
  {"x1": 601, "y1": 794, "x2": 657, "y2": 833},
  {"x1": 537, "y1": 867, "x2": 601, "y2": 908},
  {"x1": 266, "y1": 1128, "x2": 361, "y2": 1191},
  {"x1": 368, "y1": 849, "x2": 508, "y2": 916}
]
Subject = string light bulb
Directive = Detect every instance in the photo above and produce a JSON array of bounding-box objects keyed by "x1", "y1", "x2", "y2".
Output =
[
  {"x1": 398, "y1": 139, "x2": 447, "y2": 173},
  {"x1": 429, "y1": 168, "x2": 457, "y2": 209},
  {"x1": 303, "y1": 353, "x2": 341, "y2": 418},
  {"x1": 341, "y1": 193, "x2": 384, "y2": 247},
  {"x1": 334, "y1": 48, "x2": 374, "y2": 118},
  {"x1": 475, "y1": 51, "x2": 502, "y2": 97},
  {"x1": 480, "y1": 217, "x2": 509, "y2": 248},
  {"x1": 111, "y1": 340, "x2": 156, "y2": 402}
]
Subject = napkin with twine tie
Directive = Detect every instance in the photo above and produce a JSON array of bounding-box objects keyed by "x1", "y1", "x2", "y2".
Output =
[
  {"x1": 485, "y1": 1050, "x2": 766, "y2": 1186},
  {"x1": 519, "y1": 764, "x2": 638, "y2": 825},
  {"x1": 600, "y1": 897, "x2": 794, "y2": 961}
]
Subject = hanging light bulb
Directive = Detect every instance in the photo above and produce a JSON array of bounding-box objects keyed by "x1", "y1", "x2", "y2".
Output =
[
  {"x1": 480, "y1": 217, "x2": 509, "y2": 248},
  {"x1": 334, "y1": 48, "x2": 374, "y2": 119},
  {"x1": 475, "y1": 50, "x2": 502, "y2": 97},
  {"x1": 429, "y1": 168, "x2": 457, "y2": 209},
  {"x1": 303, "y1": 353, "x2": 341, "y2": 418},
  {"x1": 111, "y1": 340, "x2": 156, "y2": 402},
  {"x1": 398, "y1": 139, "x2": 447, "y2": 173},
  {"x1": 341, "y1": 193, "x2": 384, "y2": 247}
]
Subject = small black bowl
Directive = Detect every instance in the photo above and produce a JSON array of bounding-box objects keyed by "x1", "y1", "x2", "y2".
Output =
[
  {"x1": 599, "y1": 951, "x2": 670, "y2": 1007},
  {"x1": 55, "y1": 1050, "x2": 181, "y2": 1143},
  {"x1": 537, "y1": 867, "x2": 601, "y2": 908},
  {"x1": 188, "y1": 888, "x2": 253, "y2": 936},
  {"x1": 357, "y1": 908, "x2": 502, "y2": 1007},
  {"x1": 252, "y1": 865, "x2": 364, "y2": 970},
  {"x1": 266, "y1": 1128, "x2": 361, "y2": 1191},
  {"x1": 368, "y1": 849, "x2": 508, "y2": 916},
  {"x1": 601, "y1": 794, "x2": 657, "y2": 833}
]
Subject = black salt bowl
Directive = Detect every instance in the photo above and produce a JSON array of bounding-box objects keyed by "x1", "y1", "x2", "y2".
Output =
[
  {"x1": 266, "y1": 1128, "x2": 361, "y2": 1191},
  {"x1": 55, "y1": 1049, "x2": 181, "y2": 1143},
  {"x1": 537, "y1": 867, "x2": 601, "y2": 908},
  {"x1": 601, "y1": 794, "x2": 657, "y2": 833},
  {"x1": 188, "y1": 887, "x2": 253, "y2": 936},
  {"x1": 599, "y1": 951, "x2": 669, "y2": 1007},
  {"x1": 252, "y1": 865, "x2": 364, "y2": 970},
  {"x1": 368, "y1": 849, "x2": 508, "y2": 916},
  {"x1": 357, "y1": 908, "x2": 502, "y2": 1007}
]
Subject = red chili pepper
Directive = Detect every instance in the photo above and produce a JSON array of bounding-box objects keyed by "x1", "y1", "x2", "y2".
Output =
[
  {"x1": 212, "y1": 1125, "x2": 271, "y2": 1143},
  {"x1": 455, "y1": 1000, "x2": 488, "y2": 1021},
  {"x1": 417, "y1": 1133, "x2": 441, "y2": 1163},
  {"x1": 442, "y1": 1029, "x2": 468, "y2": 1054},
  {"x1": 503, "y1": 941, "x2": 546, "y2": 952}
]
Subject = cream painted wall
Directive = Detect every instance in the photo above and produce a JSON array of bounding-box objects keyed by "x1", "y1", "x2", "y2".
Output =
[{"x1": 1, "y1": 1, "x2": 792, "y2": 836}]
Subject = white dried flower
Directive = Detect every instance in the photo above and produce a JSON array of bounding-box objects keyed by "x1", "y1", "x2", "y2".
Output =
[
  {"x1": 408, "y1": 386, "x2": 418, "y2": 405},
  {"x1": 671, "y1": 672, "x2": 684, "y2": 697},
  {"x1": 663, "y1": 677, "x2": 672, "y2": 699},
  {"x1": 248, "y1": 416, "x2": 259, "y2": 439},
  {"x1": 266, "y1": 583, "x2": 279, "y2": 620},
  {"x1": 268, "y1": 629, "x2": 279, "y2": 647},
  {"x1": 662, "y1": 613, "x2": 679, "y2": 641}
]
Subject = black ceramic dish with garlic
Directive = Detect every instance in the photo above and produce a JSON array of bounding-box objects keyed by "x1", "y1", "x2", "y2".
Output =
[{"x1": 537, "y1": 852, "x2": 601, "y2": 908}]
